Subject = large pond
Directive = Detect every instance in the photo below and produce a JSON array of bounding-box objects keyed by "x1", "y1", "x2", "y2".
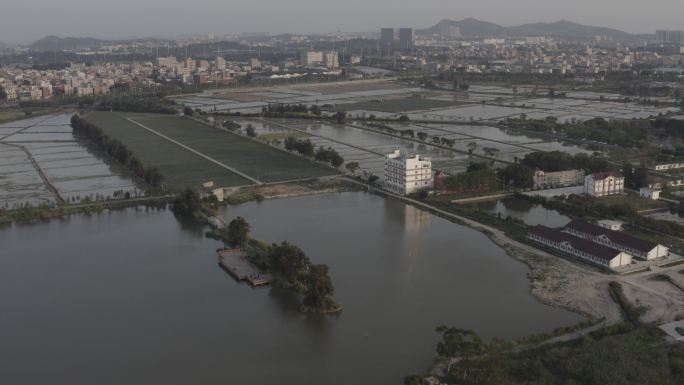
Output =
[
  {"x1": 472, "y1": 197, "x2": 572, "y2": 228},
  {"x1": 0, "y1": 192, "x2": 582, "y2": 385}
]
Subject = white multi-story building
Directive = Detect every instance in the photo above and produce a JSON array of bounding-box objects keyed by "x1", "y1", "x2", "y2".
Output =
[
  {"x1": 323, "y1": 52, "x2": 339, "y2": 68},
  {"x1": 584, "y1": 172, "x2": 624, "y2": 197},
  {"x1": 533, "y1": 169, "x2": 585, "y2": 189},
  {"x1": 299, "y1": 51, "x2": 324, "y2": 66},
  {"x1": 215, "y1": 57, "x2": 226, "y2": 71},
  {"x1": 383, "y1": 149, "x2": 433, "y2": 195}
]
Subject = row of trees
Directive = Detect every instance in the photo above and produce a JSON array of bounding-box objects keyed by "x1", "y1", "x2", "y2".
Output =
[
  {"x1": 71, "y1": 115, "x2": 164, "y2": 187},
  {"x1": 93, "y1": 95, "x2": 178, "y2": 114},
  {"x1": 284, "y1": 137, "x2": 315, "y2": 157},
  {"x1": 520, "y1": 151, "x2": 612, "y2": 173},
  {"x1": 504, "y1": 116, "x2": 651, "y2": 148},
  {"x1": 263, "y1": 103, "x2": 310, "y2": 114},
  {"x1": 283, "y1": 137, "x2": 344, "y2": 167},
  {"x1": 364, "y1": 122, "x2": 416, "y2": 138},
  {"x1": 314, "y1": 146, "x2": 344, "y2": 168}
]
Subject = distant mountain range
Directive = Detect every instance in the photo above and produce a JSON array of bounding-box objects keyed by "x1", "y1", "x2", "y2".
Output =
[
  {"x1": 29, "y1": 36, "x2": 169, "y2": 51},
  {"x1": 418, "y1": 18, "x2": 650, "y2": 39},
  {"x1": 30, "y1": 36, "x2": 115, "y2": 51}
]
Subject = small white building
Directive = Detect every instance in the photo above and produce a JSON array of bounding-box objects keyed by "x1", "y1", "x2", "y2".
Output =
[
  {"x1": 653, "y1": 162, "x2": 684, "y2": 171},
  {"x1": 639, "y1": 187, "x2": 661, "y2": 200},
  {"x1": 597, "y1": 219, "x2": 624, "y2": 231},
  {"x1": 383, "y1": 149, "x2": 433, "y2": 195},
  {"x1": 584, "y1": 172, "x2": 624, "y2": 197}
]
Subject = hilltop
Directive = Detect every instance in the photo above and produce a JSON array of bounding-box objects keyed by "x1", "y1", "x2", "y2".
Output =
[{"x1": 418, "y1": 18, "x2": 646, "y2": 39}]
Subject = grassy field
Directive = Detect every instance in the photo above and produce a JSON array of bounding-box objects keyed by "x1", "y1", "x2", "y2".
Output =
[
  {"x1": 83, "y1": 112, "x2": 335, "y2": 189},
  {"x1": 600, "y1": 193, "x2": 668, "y2": 211},
  {"x1": 0, "y1": 107, "x2": 59, "y2": 124},
  {"x1": 83, "y1": 112, "x2": 253, "y2": 189},
  {"x1": 332, "y1": 97, "x2": 461, "y2": 113}
]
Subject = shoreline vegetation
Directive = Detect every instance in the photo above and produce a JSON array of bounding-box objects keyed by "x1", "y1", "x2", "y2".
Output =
[
  {"x1": 171, "y1": 190, "x2": 342, "y2": 314},
  {"x1": 405, "y1": 280, "x2": 684, "y2": 385}
]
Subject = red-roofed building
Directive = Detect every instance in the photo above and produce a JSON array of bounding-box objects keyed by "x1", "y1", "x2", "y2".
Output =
[
  {"x1": 584, "y1": 172, "x2": 624, "y2": 197},
  {"x1": 564, "y1": 219, "x2": 669, "y2": 260},
  {"x1": 528, "y1": 225, "x2": 632, "y2": 269}
]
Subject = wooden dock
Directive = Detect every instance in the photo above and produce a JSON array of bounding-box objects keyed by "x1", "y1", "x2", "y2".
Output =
[{"x1": 217, "y1": 249, "x2": 273, "y2": 287}]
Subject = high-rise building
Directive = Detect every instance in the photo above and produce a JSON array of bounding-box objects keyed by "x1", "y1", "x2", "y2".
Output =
[
  {"x1": 380, "y1": 28, "x2": 395, "y2": 44},
  {"x1": 398, "y1": 28, "x2": 416, "y2": 50},
  {"x1": 656, "y1": 30, "x2": 684, "y2": 43}
]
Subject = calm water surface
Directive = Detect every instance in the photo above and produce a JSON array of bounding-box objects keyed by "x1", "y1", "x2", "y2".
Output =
[
  {"x1": 473, "y1": 197, "x2": 571, "y2": 228},
  {"x1": 0, "y1": 192, "x2": 582, "y2": 385}
]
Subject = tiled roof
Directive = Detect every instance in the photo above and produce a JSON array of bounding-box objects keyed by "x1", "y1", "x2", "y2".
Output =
[
  {"x1": 530, "y1": 225, "x2": 622, "y2": 261},
  {"x1": 590, "y1": 172, "x2": 623, "y2": 180},
  {"x1": 565, "y1": 219, "x2": 657, "y2": 253},
  {"x1": 565, "y1": 219, "x2": 606, "y2": 236}
]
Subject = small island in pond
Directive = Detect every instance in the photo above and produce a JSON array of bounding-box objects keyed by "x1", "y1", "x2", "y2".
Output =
[
  {"x1": 170, "y1": 189, "x2": 342, "y2": 314},
  {"x1": 208, "y1": 216, "x2": 343, "y2": 314}
]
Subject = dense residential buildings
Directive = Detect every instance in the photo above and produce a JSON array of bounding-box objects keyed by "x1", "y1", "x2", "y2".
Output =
[
  {"x1": 383, "y1": 149, "x2": 433, "y2": 195},
  {"x1": 528, "y1": 225, "x2": 633, "y2": 269},
  {"x1": 583, "y1": 172, "x2": 624, "y2": 197},
  {"x1": 564, "y1": 219, "x2": 668, "y2": 260},
  {"x1": 532, "y1": 169, "x2": 585, "y2": 189}
]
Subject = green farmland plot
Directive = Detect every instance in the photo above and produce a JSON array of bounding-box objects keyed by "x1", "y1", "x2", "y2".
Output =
[
  {"x1": 82, "y1": 112, "x2": 336, "y2": 189},
  {"x1": 83, "y1": 112, "x2": 253, "y2": 189},
  {"x1": 129, "y1": 114, "x2": 336, "y2": 182}
]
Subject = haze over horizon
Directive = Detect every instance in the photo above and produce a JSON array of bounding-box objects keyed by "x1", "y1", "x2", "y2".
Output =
[{"x1": 2, "y1": 0, "x2": 684, "y2": 44}]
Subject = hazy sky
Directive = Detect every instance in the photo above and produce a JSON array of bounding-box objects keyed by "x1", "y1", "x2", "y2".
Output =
[{"x1": 2, "y1": 0, "x2": 683, "y2": 43}]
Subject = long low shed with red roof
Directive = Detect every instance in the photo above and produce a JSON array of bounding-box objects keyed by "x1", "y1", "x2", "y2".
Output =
[
  {"x1": 563, "y1": 219, "x2": 668, "y2": 261},
  {"x1": 528, "y1": 225, "x2": 633, "y2": 269}
]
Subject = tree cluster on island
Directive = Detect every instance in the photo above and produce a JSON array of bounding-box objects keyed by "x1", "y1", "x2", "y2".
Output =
[{"x1": 216, "y1": 216, "x2": 342, "y2": 314}]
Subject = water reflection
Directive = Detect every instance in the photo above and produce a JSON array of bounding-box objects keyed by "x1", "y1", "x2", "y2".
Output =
[{"x1": 0, "y1": 192, "x2": 582, "y2": 385}]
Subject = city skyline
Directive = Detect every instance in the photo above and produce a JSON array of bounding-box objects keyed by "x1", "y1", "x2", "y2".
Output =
[{"x1": 2, "y1": 0, "x2": 683, "y2": 44}]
